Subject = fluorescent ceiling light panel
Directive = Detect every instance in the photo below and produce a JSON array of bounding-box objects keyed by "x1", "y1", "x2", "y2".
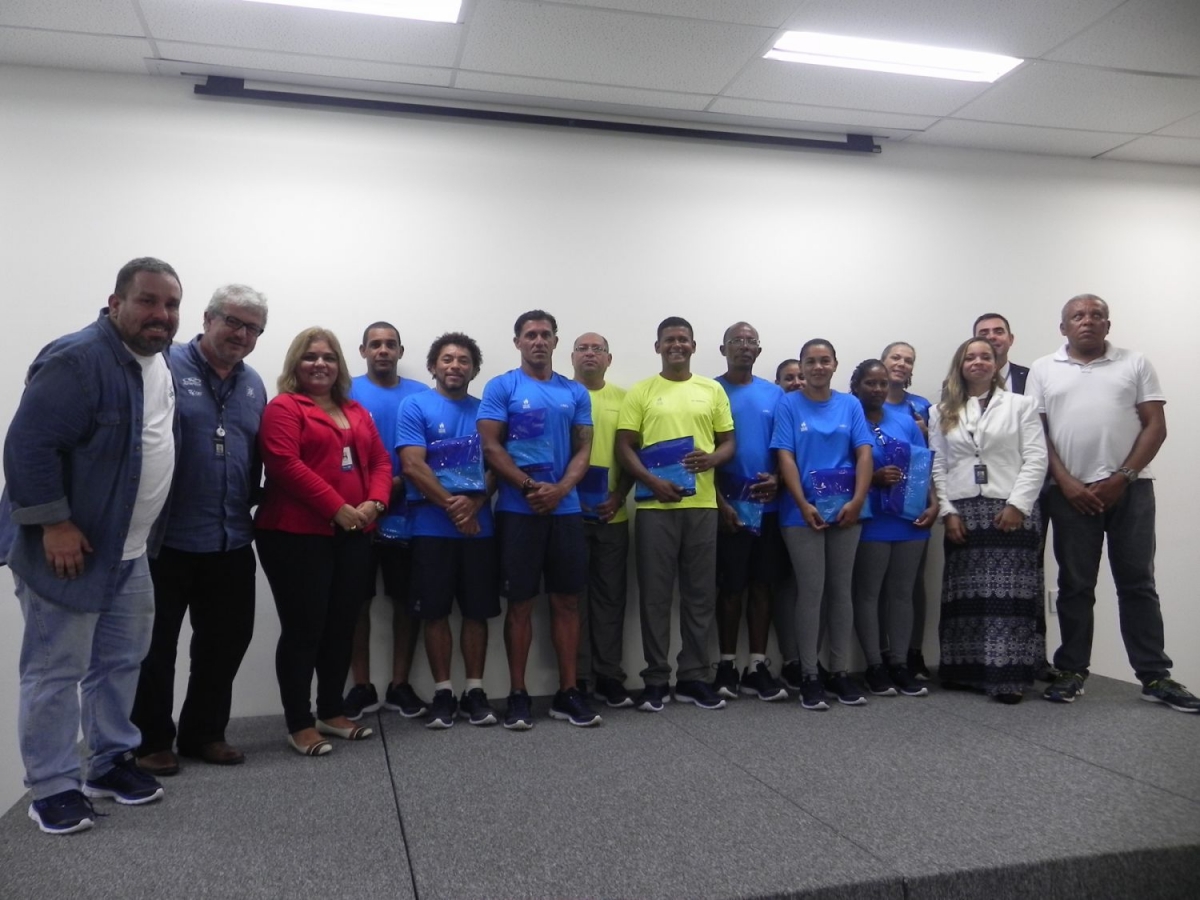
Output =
[
  {"x1": 240, "y1": 0, "x2": 462, "y2": 24},
  {"x1": 766, "y1": 32, "x2": 1022, "y2": 83}
]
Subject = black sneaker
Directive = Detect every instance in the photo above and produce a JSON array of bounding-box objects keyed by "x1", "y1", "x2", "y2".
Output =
[
  {"x1": 799, "y1": 675, "x2": 830, "y2": 711},
  {"x1": 550, "y1": 687, "x2": 602, "y2": 726},
  {"x1": 1043, "y1": 671, "x2": 1086, "y2": 703},
  {"x1": 383, "y1": 682, "x2": 428, "y2": 718},
  {"x1": 780, "y1": 660, "x2": 803, "y2": 692},
  {"x1": 740, "y1": 661, "x2": 789, "y2": 701},
  {"x1": 503, "y1": 690, "x2": 534, "y2": 730},
  {"x1": 426, "y1": 689, "x2": 457, "y2": 729},
  {"x1": 713, "y1": 660, "x2": 740, "y2": 699},
  {"x1": 83, "y1": 753, "x2": 164, "y2": 805},
  {"x1": 594, "y1": 676, "x2": 634, "y2": 708},
  {"x1": 864, "y1": 664, "x2": 897, "y2": 697},
  {"x1": 459, "y1": 688, "x2": 498, "y2": 726},
  {"x1": 636, "y1": 684, "x2": 670, "y2": 712},
  {"x1": 907, "y1": 649, "x2": 932, "y2": 681},
  {"x1": 674, "y1": 679, "x2": 726, "y2": 710},
  {"x1": 888, "y1": 665, "x2": 929, "y2": 697},
  {"x1": 818, "y1": 661, "x2": 832, "y2": 687},
  {"x1": 344, "y1": 683, "x2": 381, "y2": 721},
  {"x1": 1141, "y1": 678, "x2": 1200, "y2": 713},
  {"x1": 827, "y1": 671, "x2": 867, "y2": 706},
  {"x1": 28, "y1": 789, "x2": 99, "y2": 835}
]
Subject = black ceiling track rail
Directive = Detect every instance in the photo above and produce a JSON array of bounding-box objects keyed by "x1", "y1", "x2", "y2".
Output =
[{"x1": 194, "y1": 76, "x2": 880, "y2": 154}]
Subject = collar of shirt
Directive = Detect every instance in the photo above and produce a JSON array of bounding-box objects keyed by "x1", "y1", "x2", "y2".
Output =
[{"x1": 1053, "y1": 341, "x2": 1120, "y2": 366}]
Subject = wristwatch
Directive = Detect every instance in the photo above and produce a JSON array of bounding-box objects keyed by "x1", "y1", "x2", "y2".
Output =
[
  {"x1": 1117, "y1": 467, "x2": 1138, "y2": 483},
  {"x1": 373, "y1": 500, "x2": 387, "y2": 514}
]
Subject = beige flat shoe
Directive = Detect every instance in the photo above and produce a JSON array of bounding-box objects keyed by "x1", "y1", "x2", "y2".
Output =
[
  {"x1": 316, "y1": 719, "x2": 374, "y2": 740},
  {"x1": 287, "y1": 734, "x2": 332, "y2": 756}
]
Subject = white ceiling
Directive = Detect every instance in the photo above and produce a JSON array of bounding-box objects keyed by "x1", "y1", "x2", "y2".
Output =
[{"x1": 3, "y1": 0, "x2": 1200, "y2": 165}]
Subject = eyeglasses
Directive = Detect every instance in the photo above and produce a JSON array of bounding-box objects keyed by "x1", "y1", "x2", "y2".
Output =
[
  {"x1": 573, "y1": 344, "x2": 608, "y2": 354},
  {"x1": 726, "y1": 338, "x2": 761, "y2": 348},
  {"x1": 221, "y1": 314, "x2": 264, "y2": 337}
]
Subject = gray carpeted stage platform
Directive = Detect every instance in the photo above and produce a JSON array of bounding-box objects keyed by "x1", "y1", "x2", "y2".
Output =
[{"x1": 2, "y1": 674, "x2": 1198, "y2": 900}]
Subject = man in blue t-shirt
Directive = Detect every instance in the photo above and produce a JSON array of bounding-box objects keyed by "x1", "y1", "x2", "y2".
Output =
[
  {"x1": 397, "y1": 333, "x2": 501, "y2": 729},
  {"x1": 477, "y1": 310, "x2": 599, "y2": 729},
  {"x1": 713, "y1": 322, "x2": 788, "y2": 703},
  {"x1": 343, "y1": 322, "x2": 430, "y2": 722}
]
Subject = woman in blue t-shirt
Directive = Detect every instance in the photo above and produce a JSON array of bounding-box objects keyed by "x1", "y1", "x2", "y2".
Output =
[
  {"x1": 771, "y1": 339, "x2": 873, "y2": 711},
  {"x1": 848, "y1": 360, "x2": 938, "y2": 700}
]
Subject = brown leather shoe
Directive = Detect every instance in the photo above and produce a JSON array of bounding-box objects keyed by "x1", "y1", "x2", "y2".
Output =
[
  {"x1": 136, "y1": 750, "x2": 180, "y2": 777},
  {"x1": 179, "y1": 741, "x2": 246, "y2": 766}
]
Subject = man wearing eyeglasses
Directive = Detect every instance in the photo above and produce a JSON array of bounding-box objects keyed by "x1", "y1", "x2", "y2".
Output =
[{"x1": 131, "y1": 285, "x2": 268, "y2": 775}]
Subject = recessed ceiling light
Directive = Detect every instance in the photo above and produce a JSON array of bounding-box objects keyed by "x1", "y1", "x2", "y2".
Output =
[
  {"x1": 765, "y1": 31, "x2": 1022, "y2": 83},
  {"x1": 240, "y1": 0, "x2": 462, "y2": 24}
]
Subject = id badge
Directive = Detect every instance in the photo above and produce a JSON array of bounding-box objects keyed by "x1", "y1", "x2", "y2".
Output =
[
  {"x1": 341, "y1": 445, "x2": 354, "y2": 471},
  {"x1": 214, "y1": 438, "x2": 225, "y2": 459},
  {"x1": 974, "y1": 463, "x2": 989, "y2": 485}
]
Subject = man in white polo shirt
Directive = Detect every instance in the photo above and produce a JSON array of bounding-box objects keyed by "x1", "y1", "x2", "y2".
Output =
[{"x1": 1028, "y1": 293, "x2": 1197, "y2": 712}]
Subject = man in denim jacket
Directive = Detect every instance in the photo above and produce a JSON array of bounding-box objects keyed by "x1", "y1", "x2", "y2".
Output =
[{"x1": 3, "y1": 257, "x2": 182, "y2": 834}]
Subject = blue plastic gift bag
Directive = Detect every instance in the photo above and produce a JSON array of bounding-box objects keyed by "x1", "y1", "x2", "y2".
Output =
[
  {"x1": 507, "y1": 408, "x2": 552, "y2": 469},
  {"x1": 427, "y1": 432, "x2": 486, "y2": 494},
  {"x1": 717, "y1": 472, "x2": 764, "y2": 535},
  {"x1": 809, "y1": 467, "x2": 855, "y2": 523},
  {"x1": 578, "y1": 465, "x2": 609, "y2": 520},
  {"x1": 635, "y1": 436, "x2": 696, "y2": 502},
  {"x1": 901, "y1": 446, "x2": 933, "y2": 521},
  {"x1": 880, "y1": 440, "x2": 912, "y2": 517}
]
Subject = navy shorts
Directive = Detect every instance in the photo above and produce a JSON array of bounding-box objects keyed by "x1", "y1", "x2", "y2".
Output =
[
  {"x1": 372, "y1": 538, "x2": 412, "y2": 602},
  {"x1": 496, "y1": 512, "x2": 587, "y2": 602},
  {"x1": 407, "y1": 536, "x2": 500, "y2": 621},
  {"x1": 716, "y1": 513, "x2": 785, "y2": 593}
]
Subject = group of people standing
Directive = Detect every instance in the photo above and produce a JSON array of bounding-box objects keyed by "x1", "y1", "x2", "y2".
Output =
[{"x1": 4, "y1": 257, "x2": 1195, "y2": 838}]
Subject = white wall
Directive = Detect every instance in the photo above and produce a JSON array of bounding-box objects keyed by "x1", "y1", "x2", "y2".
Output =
[{"x1": 2, "y1": 65, "x2": 1198, "y2": 810}]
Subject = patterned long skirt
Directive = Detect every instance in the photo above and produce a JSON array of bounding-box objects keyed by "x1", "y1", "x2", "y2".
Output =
[{"x1": 939, "y1": 496, "x2": 1044, "y2": 695}]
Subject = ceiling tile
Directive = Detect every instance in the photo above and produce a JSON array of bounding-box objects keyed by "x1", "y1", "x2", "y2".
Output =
[
  {"x1": 1100, "y1": 135, "x2": 1200, "y2": 166},
  {"x1": 461, "y1": 1, "x2": 773, "y2": 93},
  {"x1": 138, "y1": 0, "x2": 462, "y2": 67},
  {"x1": 455, "y1": 71, "x2": 710, "y2": 111},
  {"x1": 708, "y1": 97, "x2": 936, "y2": 132},
  {"x1": 155, "y1": 42, "x2": 450, "y2": 87},
  {"x1": 724, "y1": 58, "x2": 988, "y2": 117},
  {"x1": 910, "y1": 119, "x2": 1135, "y2": 158},
  {"x1": 1157, "y1": 110, "x2": 1200, "y2": 139},
  {"x1": 550, "y1": 0, "x2": 804, "y2": 28},
  {"x1": 0, "y1": 0, "x2": 144, "y2": 35},
  {"x1": 1047, "y1": 0, "x2": 1200, "y2": 77},
  {"x1": 955, "y1": 61, "x2": 1200, "y2": 133},
  {"x1": 0, "y1": 28, "x2": 151, "y2": 73},
  {"x1": 782, "y1": 0, "x2": 1124, "y2": 58}
]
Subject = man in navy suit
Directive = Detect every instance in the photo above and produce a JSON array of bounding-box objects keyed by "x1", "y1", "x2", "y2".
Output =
[{"x1": 974, "y1": 313, "x2": 1029, "y2": 394}]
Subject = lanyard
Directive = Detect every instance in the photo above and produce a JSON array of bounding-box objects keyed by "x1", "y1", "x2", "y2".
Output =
[
  {"x1": 190, "y1": 342, "x2": 239, "y2": 439},
  {"x1": 963, "y1": 388, "x2": 996, "y2": 458}
]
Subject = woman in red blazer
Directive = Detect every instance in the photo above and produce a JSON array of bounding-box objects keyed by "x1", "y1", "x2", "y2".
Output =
[{"x1": 256, "y1": 327, "x2": 393, "y2": 756}]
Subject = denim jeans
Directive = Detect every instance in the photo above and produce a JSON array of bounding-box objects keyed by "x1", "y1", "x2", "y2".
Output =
[
  {"x1": 17, "y1": 555, "x2": 155, "y2": 800},
  {"x1": 1044, "y1": 480, "x2": 1172, "y2": 682}
]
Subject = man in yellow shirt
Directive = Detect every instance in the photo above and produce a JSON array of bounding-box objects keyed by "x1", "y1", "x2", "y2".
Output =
[
  {"x1": 572, "y1": 333, "x2": 634, "y2": 708},
  {"x1": 617, "y1": 317, "x2": 735, "y2": 712}
]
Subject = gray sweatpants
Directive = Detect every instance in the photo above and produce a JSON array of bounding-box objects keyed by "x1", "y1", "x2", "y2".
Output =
[
  {"x1": 782, "y1": 524, "x2": 861, "y2": 676},
  {"x1": 577, "y1": 519, "x2": 630, "y2": 683},
  {"x1": 852, "y1": 539, "x2": 927, "y2": 667}
]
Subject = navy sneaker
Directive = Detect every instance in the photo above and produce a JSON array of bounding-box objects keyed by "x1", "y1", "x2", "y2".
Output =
[
  {"x1": 907, "y1": 649, "x2": 932, "y2": 682},
  {"x1": 426, "y1": 689, "x2": 457, "y2": 729},
  {"x1": 713, "y1": 660, "x2": 740, "y2": 700},
  {"x1": 503, "y1": 690, "x2": 534, "y2": 730},
  {"x1": 83, "y1": 753, "x2": 164, "y2": 805},
  {"x1": 383, "y1": 682, "x2": 428, "y2": 718},
  {"x1": 780, "y1": 660, "x2": 803, "y2": 692},
  {"x1": 674, "y1": 679, "x2": 726, "y2": 710},
  {"x1": 888, "y1": 665, "x2": 928, "y2": 697},
  {"x1": 636, "y1": 683, "x2": 670, "y2": 712},
  {"x1": 864, "y1": 664, "x2": 898, "y2": 697},
  {"x1": 550, "y1": 687, "x2": 602, "y2": 726},
  {"x1": 28, "y1": 789, "x2": 99, "y2": 835},
  {"x1": 344, "y1": 683, "x2": 381, "y2": 721},
  {"x1": 594, "y1": 676, "x2": 634, "y2": 708},
  {"x1": 459, "y1": 688, "x2": 498, "y2": 726},
  {"x1": 1043, "y1": 671, "x2": 1086, "y2": 703},
  {"x1": 827, "y1": 671, "x2": 867, "y2": 706},
  {"x1": 799, "y1": 675, "x2": 830, "y2": 711},
  {"x1": 740, "y1": 661, "x2": 789, "y2": 701},
  {"x1": 1141, "y1": 678, "x2": 1200, "y2": 713}
]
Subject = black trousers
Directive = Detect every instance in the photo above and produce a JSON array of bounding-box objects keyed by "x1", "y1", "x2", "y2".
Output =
[
  {"x1": 255, "y1": 529, "x2": 375, "y2": 732},
  {"x1": 132, "y1": 544, "x2": 257, "y2": 755}
]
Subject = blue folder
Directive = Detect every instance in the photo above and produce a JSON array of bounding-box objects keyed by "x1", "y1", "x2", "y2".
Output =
[{"x1": 635, "y1": 436, "x2": 696, "y2": 502}]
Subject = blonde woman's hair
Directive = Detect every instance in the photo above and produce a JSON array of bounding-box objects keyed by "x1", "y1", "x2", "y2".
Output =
[
  {"x1": 936, "y1": 338, "x2": 1004, "y2": 433},
  {"x1": 277, "y1": 327, "x2": 352, "y2": 405}
]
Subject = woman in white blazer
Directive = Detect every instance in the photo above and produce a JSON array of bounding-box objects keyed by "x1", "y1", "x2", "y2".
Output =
[{"x1": 929, "y1": 338, "x2": 1048, "y2": 703}]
